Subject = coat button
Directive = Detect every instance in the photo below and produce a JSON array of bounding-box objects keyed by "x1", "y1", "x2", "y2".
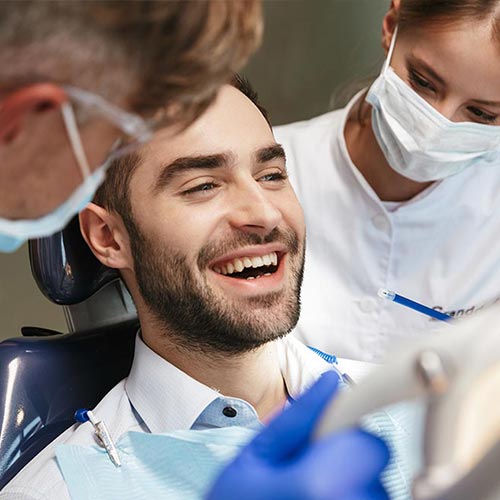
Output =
[
  {"x1": 223, "y1": 406, "x2": 237, "y2": 418},
  {"x1": 372, "y1": 214, "x2": 390, "y2": 232}
]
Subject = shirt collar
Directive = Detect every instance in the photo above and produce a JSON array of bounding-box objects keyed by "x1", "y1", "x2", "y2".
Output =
[
  {"x1": 125, "y1": 333, "x2": 332, "y2": 434},
  {"x1": 125, "y1": 334, "x2": 220, "y2": 434}
]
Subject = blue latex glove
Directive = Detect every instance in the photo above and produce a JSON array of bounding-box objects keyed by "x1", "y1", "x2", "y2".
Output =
[{"x1": 207, "y1": 371, "x2": 390, "y2": 500}]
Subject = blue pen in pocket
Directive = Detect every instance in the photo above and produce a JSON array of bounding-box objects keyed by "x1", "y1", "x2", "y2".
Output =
[{"x1": 378, "y1": 288, "x2": 452, "y2": 322}]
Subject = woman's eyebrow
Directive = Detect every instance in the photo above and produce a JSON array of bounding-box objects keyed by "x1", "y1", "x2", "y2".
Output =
[
  {"x1": 470, "y1": 98, "x2": 500, "y2": 107},
  {"x1": 407, "y1": 54, "x2": 446, "y2": 86}
]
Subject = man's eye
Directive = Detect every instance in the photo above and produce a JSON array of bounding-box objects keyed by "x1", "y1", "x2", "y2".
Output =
[
  {"x1": 258, "y1": 171, "x2": 287, "y2": 183},
  {"x1": 467, "y1": 106, "x2": 498, "y2": 124},
  {"x1": 182, "y1": 182, "x2": 218, "y2": 195},
  {"x1": 408, "y1": 69, "x2": 435, "y2": 92}
]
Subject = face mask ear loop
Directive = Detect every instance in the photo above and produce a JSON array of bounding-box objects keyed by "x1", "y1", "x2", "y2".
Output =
[
  {"x1": 383, "y1": 25, "x2": 399, "y2": 75},
  {"x1": 60, "y1": 102, "x2": 91, "y2": 182}
]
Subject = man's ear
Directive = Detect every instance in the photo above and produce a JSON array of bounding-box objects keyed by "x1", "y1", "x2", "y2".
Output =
[
  {"x1": 79, "y1": 202, "x2": 132, "y2": 271},
  {"x1": 0, "y1": 83, "x2": 67, "y2": 144},
  {"x1": 382, "y1": 0, "x2": 400, "y2": 54}
]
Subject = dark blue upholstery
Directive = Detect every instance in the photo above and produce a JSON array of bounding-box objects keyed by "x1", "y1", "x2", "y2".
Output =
[
  {"x1": 0, "y1": 321, "x2": 137, "y2": 489},
  {"x1": 29, "y1": 216, "x2": 119, "y2": 306},
  {"x1": 0, "y1": 216, "x2": 135, "y2": 489}
]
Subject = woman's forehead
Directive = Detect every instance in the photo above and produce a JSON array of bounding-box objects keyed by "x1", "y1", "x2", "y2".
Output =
[{"x1": 397, "y1": 20, "x2": 500, "y2": 97}]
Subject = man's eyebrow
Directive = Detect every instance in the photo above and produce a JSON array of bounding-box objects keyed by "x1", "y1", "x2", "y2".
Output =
[
  {"x1": 154, "y1": 153, "x2": 230, "y2": 193},
  {"x1": 256, "y1": 144, "x2": 286, "y2": 163}
]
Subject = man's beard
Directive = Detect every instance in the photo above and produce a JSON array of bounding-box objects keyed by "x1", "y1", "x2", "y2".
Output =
[{"x1": 127, "y1": 220, "x2": 304, "y2": 355}]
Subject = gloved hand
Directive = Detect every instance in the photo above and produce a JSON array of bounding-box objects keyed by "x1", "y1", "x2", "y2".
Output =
[{"x1": 207, "y1": 371, "x2": 390, "y2": 500}]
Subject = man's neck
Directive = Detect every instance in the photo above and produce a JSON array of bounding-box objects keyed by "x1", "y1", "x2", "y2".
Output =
[{"x1": 141, "y1": 324, "x2": 288, "y2": 421}]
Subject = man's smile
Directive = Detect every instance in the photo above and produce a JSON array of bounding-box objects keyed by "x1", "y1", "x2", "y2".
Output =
[
  {"x1": 214, "y1": 251, "x2": 279, "y2": 278},
  {"x1": 208, "y1": 244, "x2": 288, "y2": 294}
]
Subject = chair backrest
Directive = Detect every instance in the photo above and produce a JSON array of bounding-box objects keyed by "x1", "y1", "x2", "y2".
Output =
[
  {"x1": 0, "y1": 321, "x2": 138, "y2": 489},
  {"x1": 0, "y1": 216, "x2": 138, "y2": 489}
]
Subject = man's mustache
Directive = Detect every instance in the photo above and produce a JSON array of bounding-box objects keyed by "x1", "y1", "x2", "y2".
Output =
[{"x1": 197, "y1": 227, "x2": 301, "y2": 269}]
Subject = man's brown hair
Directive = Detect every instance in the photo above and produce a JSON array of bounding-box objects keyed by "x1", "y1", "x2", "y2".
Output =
[{"x1": 0, "y1": 1, "x2": 262, "y2": 125}]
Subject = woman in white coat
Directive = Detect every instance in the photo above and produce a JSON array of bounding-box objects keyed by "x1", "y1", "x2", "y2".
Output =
[{"x1": 275, "y1": 0, "x2": 500, "y2": 361}]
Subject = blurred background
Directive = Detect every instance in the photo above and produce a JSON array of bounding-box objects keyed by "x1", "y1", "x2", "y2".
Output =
[{"x1": 0, "y1": 0, "x2": 388, "y2": 341}]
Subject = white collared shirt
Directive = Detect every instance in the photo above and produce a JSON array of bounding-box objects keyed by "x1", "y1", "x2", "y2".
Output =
[
  {"x1": 275, "y1": 93, "x2": 500, "y2": 362},
  {"x1": 1, "y1": 334, "x2": 342, "y2": 500}
]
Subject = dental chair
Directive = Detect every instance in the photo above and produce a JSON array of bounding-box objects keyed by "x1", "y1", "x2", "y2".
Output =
[{"x1": 0, "y1": 217, "x2": 138, "y2": 489}]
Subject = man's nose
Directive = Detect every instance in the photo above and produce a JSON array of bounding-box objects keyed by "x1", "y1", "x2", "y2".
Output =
[{"x1": 227, "y1": 181, "x2": 283, "y2": 235}]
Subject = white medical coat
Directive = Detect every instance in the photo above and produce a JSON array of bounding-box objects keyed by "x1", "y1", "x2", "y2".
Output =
[{"x1": 274, "y1": 94, "x2": 500, "y2": 361}]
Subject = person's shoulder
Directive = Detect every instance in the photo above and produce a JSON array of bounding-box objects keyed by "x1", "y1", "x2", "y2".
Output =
[
  {"x1": 278, "y1": 336, "x2": 334, "y2": 380},
  {"x1": 336, "y1": 357, "x2": 378, "y2": 384},
  {"x1": 273, "y1": 107, "x2": 347, "y2": 143}
]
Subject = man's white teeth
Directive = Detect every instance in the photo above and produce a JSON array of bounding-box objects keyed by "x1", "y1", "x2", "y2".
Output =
[
  {"x1": 245, "y1": 272, "x2": 271, "y2": 281},
  {"x1": 251, "y1": 256, "x2": 263, "y2": 267},
  {"x1": 215, "y1": 251, "x2": 278, "y2": 276}
]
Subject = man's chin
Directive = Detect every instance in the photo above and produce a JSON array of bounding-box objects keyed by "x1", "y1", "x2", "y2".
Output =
[
  {"x1": 212, "y1": 283, "x2": 295, "y2": 313},
  {"x1": 223, "y1": 300, "x2": 299, "y2": 338}
]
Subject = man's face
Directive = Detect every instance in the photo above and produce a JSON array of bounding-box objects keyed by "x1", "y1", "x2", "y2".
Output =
[{"x1": 126, "y1": 85, "x2": 306, "y2": 353}]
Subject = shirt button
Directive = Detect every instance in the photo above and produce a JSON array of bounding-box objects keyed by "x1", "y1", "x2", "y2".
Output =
[
  {"x1": 372, "y1": 214, "x2": 390, "y2": 232},
  {"x1": 359, "y1": 297, "x2": 377, "y2": 313},
  {"x1": 223, "y1": 406, "x2": 237, "y2": 418}
]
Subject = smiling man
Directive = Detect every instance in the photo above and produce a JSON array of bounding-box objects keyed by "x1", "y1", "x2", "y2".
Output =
[{"x1": 86, "y1": 77, "x2": 307, "y2": 375}]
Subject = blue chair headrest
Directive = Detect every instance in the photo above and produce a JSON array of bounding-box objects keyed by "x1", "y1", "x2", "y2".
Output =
[{"x1": 29, "y1": 216, "x2": 119, "y2": 305}]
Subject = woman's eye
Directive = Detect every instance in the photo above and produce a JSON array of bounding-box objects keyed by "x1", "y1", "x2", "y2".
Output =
[
  {"x1": 409, "y1": 70, "x2": 434, "y2": 92},
  {"x1": 467, "y1": 106, "x2": 498, "y2": 124}
]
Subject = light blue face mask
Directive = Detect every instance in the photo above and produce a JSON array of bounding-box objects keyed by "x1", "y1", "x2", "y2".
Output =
[
  {"x1": 56, "y1": 401, "x2": 423, "y2": 500},
  {"x1": 0, "y1": 86, "x2": 152, "y2": 253},
  {"x1": 0, "y1": 166, "x2": 106, "y2": 253}
]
